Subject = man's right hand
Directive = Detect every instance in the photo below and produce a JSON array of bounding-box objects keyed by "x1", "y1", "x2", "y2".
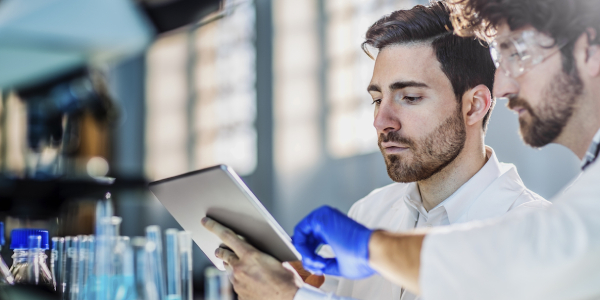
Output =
[{"x1": 293, "y1": 206, "x2": 376, "y2": 279}]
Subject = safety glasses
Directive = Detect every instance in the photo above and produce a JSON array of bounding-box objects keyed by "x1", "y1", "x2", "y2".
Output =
[{"x1": 490, "y1": 30, "x2": 568, "y2": 78}]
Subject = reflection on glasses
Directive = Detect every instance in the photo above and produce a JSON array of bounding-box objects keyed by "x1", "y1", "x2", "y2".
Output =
[{"x1": 490, "y1": 30, "x2": 569, "y2": 78}]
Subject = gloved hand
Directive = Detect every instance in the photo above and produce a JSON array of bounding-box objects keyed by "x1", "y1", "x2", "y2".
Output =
[{"x1": 292, "y1": 205, "x2": 375, "y2": 279}]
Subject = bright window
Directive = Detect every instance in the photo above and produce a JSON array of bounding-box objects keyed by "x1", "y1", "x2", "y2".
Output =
[
  {"x1": 325, "y1": 0, "x2": 423, "y2": 158},
  {"x1": 146, "y1": 1, "x2": 257, "y2": 180}
]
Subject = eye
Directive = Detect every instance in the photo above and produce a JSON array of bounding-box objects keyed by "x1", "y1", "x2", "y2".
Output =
[
  {"x1": 508, "y1": 52, "x2": 520, "y2": 61},
  {"x1": 371, "y1": 99, "x2": 381, "y2": 105},
  {"x1": 403, "y1": 96, "x2": 423, "y2": 103}
]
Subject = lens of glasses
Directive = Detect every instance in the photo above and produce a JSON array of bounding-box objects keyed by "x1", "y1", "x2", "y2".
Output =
[
  {"x1": 490, "y1": 38, "x2": 526, "y2": 77},
  {"x1": 490, "y1": 43, "x2": 501, "y2": 68}
]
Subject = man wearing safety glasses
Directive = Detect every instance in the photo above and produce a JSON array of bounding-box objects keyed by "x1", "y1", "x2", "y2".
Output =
[
  {"x1": 201, "y1": 2, "x2": 553, "y2": 300},
  {"x1": 284, "y1": 0, "x2": 600, "y2": 299}
]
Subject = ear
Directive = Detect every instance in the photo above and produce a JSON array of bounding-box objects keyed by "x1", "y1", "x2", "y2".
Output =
[
  {"x1": 580, "y1": 28, "x2": 600, "y2": 77},
  {"x1": 463, "y1": 84, "x2": 492, "y2": 128}
]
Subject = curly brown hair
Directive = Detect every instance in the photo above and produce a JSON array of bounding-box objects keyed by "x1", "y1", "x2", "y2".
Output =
[{"x1": 448, "y1": 0, "x2": 600, "y2": 73}]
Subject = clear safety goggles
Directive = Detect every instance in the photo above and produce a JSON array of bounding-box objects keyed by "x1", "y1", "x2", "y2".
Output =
[{"x1": 490, "y1": 30, "x2": 567, "y2": 78}]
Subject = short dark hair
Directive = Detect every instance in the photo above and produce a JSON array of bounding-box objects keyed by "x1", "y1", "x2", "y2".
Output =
[
  {"x1": 363, "y1": 1, "x2": 496, "y2": 131},
  {"x1": 449, "y1": 0, "x2": 600, "y2": 75}
]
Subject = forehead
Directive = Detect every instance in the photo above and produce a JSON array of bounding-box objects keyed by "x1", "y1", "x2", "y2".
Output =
[
  {"x1": 371, "y1": 43, "x2": 450, "y2": 90},
  {"x1": 494, "y1": 23, "x2": 535, "y2": 41},
  {"x1": 495, "y1": 23, "x2": 512, "y2": 38}
]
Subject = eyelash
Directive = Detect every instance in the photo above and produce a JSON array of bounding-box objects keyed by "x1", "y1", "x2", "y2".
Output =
[
  {"x1": 404, "y1": 96, "x2": 422, "y2": 103},
  {"x1": 371, "y1": 96, "x2": 423, "y2": 105}
]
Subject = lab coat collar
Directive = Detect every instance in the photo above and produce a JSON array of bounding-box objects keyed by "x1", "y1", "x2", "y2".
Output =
[
  {"x1": 401, "y1": 183, "x2": 423, "y2": 222},
  {"x1": 443, "y1": 146, "x2": 502, "y2": 223},
  {"x1": 401, "y1": 146, "x2": 503, "y2": 224},
  {"x1": 581, "y1": 127, "x2": 600, "y2": 170}
]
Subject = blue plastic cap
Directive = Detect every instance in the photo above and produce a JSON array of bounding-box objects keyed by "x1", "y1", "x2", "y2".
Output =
[
  {"x1": 10, "y1": 229, "x2": 49, "y2": 250},
  {"x1": 0, "y1": 222, "x2": 4, "y2": 246}
]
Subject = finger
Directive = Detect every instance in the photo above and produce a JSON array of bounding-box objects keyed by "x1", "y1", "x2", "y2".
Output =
[
  {"x1": 305, "y1": 257, "x2": 340, "y2": 276},
  {"x1": 223, "y1": 261, "x2": 234, "y2": 279},
  {"x1": 301, "y1": 254, "x2": 328, "y2": 274},
  {"x1": 215, "y1": 247, "x2": 240, "y2": 266},
  {"x1": 202, "y1": 217, "x2": 254, "y2": 256},
  {"x1": 293, "y1": 206, "x2": 340, "y2": 243},
  {"x1": 293, "y1": 223, "x2": 326, "y2": 261},
  {"x1": 321, "y1": 258, "x2": 340, "y2": 276}
]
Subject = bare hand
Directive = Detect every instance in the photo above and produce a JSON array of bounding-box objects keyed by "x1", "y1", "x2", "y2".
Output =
[
  {"x1": 288, "y1": 261, "x2": 325, "y2": 288},
  {"x1": 202, "y1": 217, "x2": 303, "y2": 300}
]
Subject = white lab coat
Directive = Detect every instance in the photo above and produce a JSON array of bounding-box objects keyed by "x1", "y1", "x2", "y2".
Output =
[
  {"x1": 294, "y1": 147, "x2": 551, "y2": 300},
  {"x1": 420, "y1": 152, "x2": 600, "y2": 299}
]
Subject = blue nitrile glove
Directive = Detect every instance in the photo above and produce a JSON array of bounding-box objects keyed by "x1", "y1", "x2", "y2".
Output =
[{"x1": 293, "y1": 205, "x2": 375, "y2": 279}]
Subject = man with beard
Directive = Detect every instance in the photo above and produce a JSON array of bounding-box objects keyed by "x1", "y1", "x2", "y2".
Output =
[
  {"x1": 283, "y1": 0, "x2": 600, "y2": 299},
  {"x1": 200, "y1": 2, "x2": 550, "y2": 300}
]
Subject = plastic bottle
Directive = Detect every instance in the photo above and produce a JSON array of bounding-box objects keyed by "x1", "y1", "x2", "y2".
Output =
[{"x1": 10, "y1": 229, "x2": 54, "y2": 290}]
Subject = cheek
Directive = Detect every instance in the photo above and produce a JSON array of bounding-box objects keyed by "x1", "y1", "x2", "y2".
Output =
[
  {"x1": 518, "y1": 75, "x2": 547, "y2": 108},
  {"x1": 518, "y1": 55, "x2": 562, "y2": 107},
  {"x1": 398, "y1": 107, "x2": 439, "y2": 138}
]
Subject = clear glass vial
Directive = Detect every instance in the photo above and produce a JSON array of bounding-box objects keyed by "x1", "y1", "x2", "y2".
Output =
[
  {"x1": 10, "y1": 228, "x2": 54, "y2": 290},
  {"x1": 0, "y1": 222, "x2": 14, "y2": 285}
]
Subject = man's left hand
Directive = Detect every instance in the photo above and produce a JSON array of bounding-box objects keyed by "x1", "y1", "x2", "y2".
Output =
[{"x1": 202, "y1": 217, "x2": 303, "y2": 300}]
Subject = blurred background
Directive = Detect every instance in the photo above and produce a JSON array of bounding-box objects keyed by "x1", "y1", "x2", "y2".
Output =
[{"x1": 0, "y1": 0, "x2": 583, "y2": 298}]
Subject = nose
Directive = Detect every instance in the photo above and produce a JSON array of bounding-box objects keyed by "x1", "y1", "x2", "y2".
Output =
[
  {"x1": 373, "y1": 98, "x2": 401, "y2": 135},
  {"x1": 493, "y1": 68, "x2": 520, "y2": 99}
]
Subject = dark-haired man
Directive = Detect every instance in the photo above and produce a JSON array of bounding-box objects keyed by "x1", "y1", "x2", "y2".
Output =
[
  {"x1": 201, "y1": 2, "x2": 550, "y2": 300},
  {"x1": 291, "y1": 0, "x2": 600, "y2": 299}
]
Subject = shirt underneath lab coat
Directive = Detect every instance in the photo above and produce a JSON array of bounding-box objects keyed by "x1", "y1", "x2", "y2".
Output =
[{"x1": 294, "y1": 147, "x2": 551, "y2": 300}]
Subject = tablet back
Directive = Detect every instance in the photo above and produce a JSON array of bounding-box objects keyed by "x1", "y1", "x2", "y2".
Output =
[{"x1": 148, "y1": 165, "x2": 301, "y2": 270}]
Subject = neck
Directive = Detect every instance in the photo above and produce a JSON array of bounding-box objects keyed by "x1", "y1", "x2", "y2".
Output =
[
  {"x1": 417, "y1": 134, "x2": 487, "y2": 212},
  {"x1": 555, "y1": 87, "x2": 600, "y2": 160}
]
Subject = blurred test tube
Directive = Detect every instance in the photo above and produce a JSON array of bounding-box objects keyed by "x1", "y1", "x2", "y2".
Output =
[
  {"x1": 77, "y1": 235, "x2": 90, "y2": 300},
  {"x1": 83, "y1": 235, "x2": 95, "y2": 300},
  {"x1": 113, "y1": 236, "x2": 135, "y2": 300},
  {"x1": 26, "y1": 236, "x2": 41, "y2": 285},
  {"x1": 111, "y1": 216, "x2": 122, "y2": 237},
  {"x1": 177, "y1": 232, "x2": 192, "y2": 300},
  {"x1": 69, "y1": 236, "x2": 80, "y2": 300},
  {"x1": 132, "y1": 237, "x2": 159, "y2": 300},
  {"x1": 205, "y1": 267, "x2": 232, "y2": 300},
  {"x1": 94, "y1": 194, "x2": 115, "y2": 300},
  {"x1": 146, "y1": 225, "x2": 166, "y2": 300},
  {"x1": 165, "y1": 229, "x2": 181, "y2": 300},
  {"x1": 51, "y1": 237, "x2": 64, "y2": 294},
  {"x1": 62, "y1": 236, "x2": 73, "y2": 299}
]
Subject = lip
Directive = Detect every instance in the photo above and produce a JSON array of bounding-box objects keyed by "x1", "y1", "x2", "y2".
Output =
[
  {"x1": 381, "y1": 143, "x2": 409, "y2": 154},
  {"x1": 511, "y1": 106, "x2": 527, "y2": 115}
]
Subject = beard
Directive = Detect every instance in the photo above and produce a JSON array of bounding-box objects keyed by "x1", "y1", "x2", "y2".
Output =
[
  {"x1": 379, "y1": 105, "x2": 466, "y2": 183},
  {"x1": 507, "y1": 67, "x2": 583, "y2": 148}
]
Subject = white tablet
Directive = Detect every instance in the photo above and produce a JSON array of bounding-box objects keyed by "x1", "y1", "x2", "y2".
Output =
[{"x1": 148, "y1": 165, "x2": 301, "y2": 270}]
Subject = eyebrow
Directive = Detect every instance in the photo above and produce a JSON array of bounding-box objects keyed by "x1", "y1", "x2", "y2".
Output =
[{"x1": 367, "y1": 81, "x2": 429, "y2": 93}]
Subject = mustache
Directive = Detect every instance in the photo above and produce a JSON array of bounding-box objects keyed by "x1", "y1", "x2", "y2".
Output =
[
  {"x1": 378, "y1": 131, "x2": 415, "y2": 148},
  {"x1": 507, "y1": 96, "x2": 536, "y2": 117}
]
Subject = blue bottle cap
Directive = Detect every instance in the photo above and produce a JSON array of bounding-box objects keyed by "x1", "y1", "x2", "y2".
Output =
[
  {"x1": 0, "y1": 222, "x2": 4, "y2": 246},
  {"x1": 10, "y1": 229, "x2": 49, "y2": 250}
]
